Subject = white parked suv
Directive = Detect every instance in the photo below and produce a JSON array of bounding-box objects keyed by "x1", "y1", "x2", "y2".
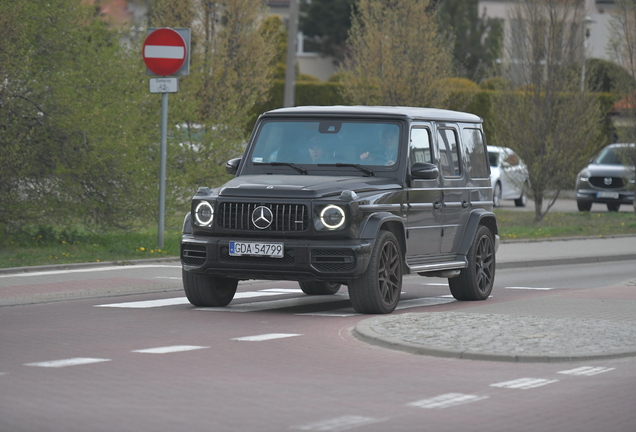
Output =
[{"x1": 488, "y1": 146, "x2": 529, "y2": 207}]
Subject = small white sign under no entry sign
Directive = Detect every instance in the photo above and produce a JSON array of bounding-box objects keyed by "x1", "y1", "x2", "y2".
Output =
[{"x1": 149, "y1": 77, "x2": 178, "y2": 93}]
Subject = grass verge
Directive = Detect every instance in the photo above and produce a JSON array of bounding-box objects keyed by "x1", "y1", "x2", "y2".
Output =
[
  {"x1": 1, "y1": 210, "x2": 635, "y2": 269},
  {"x1": 496, "y1": 210, "x2": 636, "y2": 240}
]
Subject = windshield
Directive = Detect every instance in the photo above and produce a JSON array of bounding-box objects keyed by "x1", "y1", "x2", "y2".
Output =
[
  {"x1": 595, "y1": 146, "x2": 632, "y2": 165},
  {"x1": 248, "y1": 119, "x2": 401, "y2": 169}
]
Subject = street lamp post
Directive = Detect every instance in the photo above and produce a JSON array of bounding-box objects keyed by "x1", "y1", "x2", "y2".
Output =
[{"x1": 581, "y1": 15, "x2": 594, "y2": 92}]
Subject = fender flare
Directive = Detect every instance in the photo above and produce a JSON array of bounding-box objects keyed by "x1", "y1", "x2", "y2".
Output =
[
  {"x1": 360, "y1": 212, "x2": 407, "y2": 256},
  {"x1": 182, "y1": 212, "x2": 193, "y2": 235},
  {"x1": 457, "y1": 209, "x2": 498, "y2": 256}
]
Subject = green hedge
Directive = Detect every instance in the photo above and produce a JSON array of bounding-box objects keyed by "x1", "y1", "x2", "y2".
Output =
[{"x1": 248, "y1": 81, "x2": 621, "y2": 143}]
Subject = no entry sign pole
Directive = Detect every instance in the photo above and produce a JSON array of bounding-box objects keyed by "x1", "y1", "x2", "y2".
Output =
[{"x1": 143, "y1": 28, "x2": 190, "y2": 248}]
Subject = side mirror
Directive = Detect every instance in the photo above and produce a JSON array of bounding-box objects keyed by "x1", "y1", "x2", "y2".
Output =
[
  {"x1": 411, "y1": 162, "x2": 439, "y2": 180},
  {"x1": 225, "y1": 157, "x2": 241, "y2": 175}
]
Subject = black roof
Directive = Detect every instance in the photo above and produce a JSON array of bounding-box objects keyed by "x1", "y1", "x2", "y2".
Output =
[{"x1": 263, "y1": 105, "x2": 483, "y2": 123}]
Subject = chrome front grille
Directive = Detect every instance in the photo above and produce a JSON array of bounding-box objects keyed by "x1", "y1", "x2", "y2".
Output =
[{"x1": 217, "y1": 202, "x2": 309, "y2": 231}]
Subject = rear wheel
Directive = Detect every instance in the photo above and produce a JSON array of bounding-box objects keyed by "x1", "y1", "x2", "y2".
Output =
[
  {"x1": 449, "y1": 226, "x2": 495, "y2": 301},
  {"x1": 298, "y1": 281, "x2": 341, "y2": 295},
  {"x1": 182, "y1": 270, "x2": 238, "y2": 307},
  {"x1": 493, "y1": 183, "x2": 502, "y2": 207},
  {"x1": 348, "y1": 230, "x2": 402, "y2": 314}
]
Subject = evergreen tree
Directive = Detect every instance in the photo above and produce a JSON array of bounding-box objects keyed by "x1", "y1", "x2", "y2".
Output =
[{"x1": 437, "y1": 0, "x2": 503, "y2": 81}]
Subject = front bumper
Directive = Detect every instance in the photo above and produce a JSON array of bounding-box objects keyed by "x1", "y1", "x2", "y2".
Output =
[
  {"x1": 576, "y1": 189, "x2": 634, "y2": 205},
  {"x1": 181, "y1": 234, "x2": 373, "y2": 282}
]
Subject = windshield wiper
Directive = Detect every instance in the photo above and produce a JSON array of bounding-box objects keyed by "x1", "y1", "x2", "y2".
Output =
[
  {"x1": 254, "y1": 162, "x2": 308, "y2": 175},
  {"x1": 317, "y1": 163, "x2": 376, "y2": 177}
]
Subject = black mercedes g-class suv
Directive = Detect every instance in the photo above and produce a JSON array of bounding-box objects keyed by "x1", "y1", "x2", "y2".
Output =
[{"x1": 180, "y1": 106, "x2": 498, "y2": 314}]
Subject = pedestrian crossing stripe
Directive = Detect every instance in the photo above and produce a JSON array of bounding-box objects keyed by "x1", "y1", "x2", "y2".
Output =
[
  {"x1": 491, "y1": 378, "x2": 559, "y2": 389},
  {"x1": 558, "y1": 366, "x2": 615, "y2": 376}
]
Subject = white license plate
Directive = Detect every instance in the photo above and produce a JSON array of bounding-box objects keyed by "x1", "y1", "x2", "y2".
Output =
[
  {"x1": 597, "y1": 191, "x2": 620, "y2": 199},
  {"x1": 229, "y1": 241, "x2": 284, "y2": 258}
]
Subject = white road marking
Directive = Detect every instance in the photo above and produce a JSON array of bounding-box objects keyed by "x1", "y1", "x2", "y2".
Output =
[
  {"x1": 24, "y1": 358, "x2": 111, "y2": 368},
  {"x1": 96, "y1": 297, "x2": 190, "y2": 308},
  {"x1": 232, "y1": 333, "x2": 301, "y2": 342},
  {"x1": 558, "y1": 366, "x2": 616, "y2": 376},
  {"x1": 291, "y1": 415, "x2": 387, "y2": 431},
  {"x1": 423, "y1": 283, "x2": 450, "y2": 286},
  {"x1": 491, "y1": 378, "x2": 559, "y2": 389},
  {"x1": 132, "y1": 345, "x2": 209, "y2": 354},
  {"x1": 95, "y1": 291, "x2": 286, "y2": 308},
  {"x1": 408, "y1": 393, "x2": 489, "y2": 409},
  {"x1": 0, "y1": 264, "x2": 180, "y2": 278},
  {"x1": 154, "y1": 276, "x2": 181, "y2": 280},
  {"x1": 196, "y1": 293, "x2": 349, "y2": 313},
  {"x1": 297, "y1": 296, "x2": 455, "y2": 317},
  {"x1": 259, "y1": 288, "x2": 304, "y2": 293},
  {"x1": 96, "y1": 290, "x2": 453, "y2": 314},
  {"x1": 505, "y1": 287, "x2": 554, "y2": 290}
]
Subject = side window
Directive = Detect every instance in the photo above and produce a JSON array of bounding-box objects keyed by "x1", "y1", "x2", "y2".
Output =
[
  {"x1": 462, "y1": 128, "x2": 489, "y2": 178},
  {"x1": 409, "y1": 127, "x2": 432, "y2": 164},
  {"x1": 504, "y1": 150, "x2": 520, "y2": 167},
  {"x1": 437, "y1": 128, "x2": 461, "y2": 177}
]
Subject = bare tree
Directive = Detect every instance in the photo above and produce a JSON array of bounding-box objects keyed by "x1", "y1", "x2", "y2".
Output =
[
  {"x1": 492, "y1": 0, "x2": 606, "y2": 221},
  {"x1": 338, "y1": 0, "x2": 453, "y2": 107},
  {"x1": 607, "y1": 0, "x2": 636, "y2": 214}
]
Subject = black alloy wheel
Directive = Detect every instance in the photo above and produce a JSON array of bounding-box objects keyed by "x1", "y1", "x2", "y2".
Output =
[
  {"x1": 348, "y1": 230, "x2": 402, "y2": 314},
  {"x1": 449, "y1": 225, "x2": 495, "y2": 301}
]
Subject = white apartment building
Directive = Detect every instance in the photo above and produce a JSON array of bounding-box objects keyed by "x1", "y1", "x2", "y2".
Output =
[{"x1": 478, "y1": 0, "x2": 618, "y2": 63}]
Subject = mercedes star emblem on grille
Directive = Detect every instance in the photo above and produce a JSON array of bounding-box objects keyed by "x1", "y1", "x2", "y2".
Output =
[{"x1": 252, "y1": 206, "x2": 273, "y2": 229}]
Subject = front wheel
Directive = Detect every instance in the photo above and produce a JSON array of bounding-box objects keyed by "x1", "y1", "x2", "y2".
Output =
[
  {"x1": 298, "y1": 281, "x2": 341, "y2": 295},
  {"x1": 348, "y1": 230, "x2": 402, "y2": 314},
  {"x1": 182, "y1": 270, "x2": 238, "y2": 307},
  {"x1": 577, "y1": 200, "x2": 592, "y2": 212},
  {"x1": 514, "y1": 190, "x2": 527, "y2": 207},
  {"x1": 449, "y1": 226, "x2": 495, "y2": 301}
]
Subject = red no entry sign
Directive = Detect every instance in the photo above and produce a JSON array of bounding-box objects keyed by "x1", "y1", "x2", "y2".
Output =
[{"x1": 143, "y1": 28, "x2": 187, "y2": 76}]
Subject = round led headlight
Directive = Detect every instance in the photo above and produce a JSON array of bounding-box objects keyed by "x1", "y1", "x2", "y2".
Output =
[
  {"x1": 194, "y1": 201, "x2": 214, "y2": 226},
  {"x1": 320, "y1": 205, "x2": 345, "y2": 229}
]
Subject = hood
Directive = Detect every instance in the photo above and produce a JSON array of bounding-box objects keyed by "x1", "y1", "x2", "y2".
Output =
[
  {"x1": 584, "y1": 164, "x2": 635, "y2": 179},
  {"x1": 218, "y1": 175, "x2": 401, "y2": 199}
]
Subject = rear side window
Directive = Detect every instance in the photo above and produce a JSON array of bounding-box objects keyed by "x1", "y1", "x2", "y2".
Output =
[
  {"x1": 437, "y1": 128, "x2": 461, "y2": 177},
  {"x1": 462, "y1": 128, "x2": 489, "y2": 178}
]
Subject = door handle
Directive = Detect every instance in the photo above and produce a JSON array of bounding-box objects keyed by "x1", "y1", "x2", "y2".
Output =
[
  {"x1": 433, "y1": 201, "x2": 442, "y2": 210},
  {"x1": 462, "y1": 200, "x2": 470, "y2": 208}
]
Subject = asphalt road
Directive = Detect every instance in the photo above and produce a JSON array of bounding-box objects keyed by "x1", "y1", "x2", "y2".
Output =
[{"x1": 1, "y1": 262, "x2": 635, "y2": 432}]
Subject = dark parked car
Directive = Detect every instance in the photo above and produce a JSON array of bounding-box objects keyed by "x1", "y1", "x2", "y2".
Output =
[
  {"x1": 180, "y1": 106, "x2": 498, "y2": 314},
  {"x1": 575, "y1": 143, "x2": 635, "y2": 212}
]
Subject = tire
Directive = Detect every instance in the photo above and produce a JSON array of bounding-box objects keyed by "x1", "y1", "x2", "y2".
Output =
[
  {"x1": 449, "y1": 225, "x2": 495, "y2": 301},
  {"x1": 348, "y1": 231, "x2": 402, "y2": 314},
  {"x1": 298, "y1": 281, "x2": 341, "y2": 295},
  {"x1": 607, "y1": 203, "x2": 620, "y2": 212},
  {"x1": 182, "y1": 270, "x2": 238, "y2": 307},
  {"x1": 577, "y1": 200, "x2": 592, "y2": 212},
  {"x1": 514, "y1": 190, "x2": 527, "y2": 207},
  {"x1": 493, "y1": 182, "x2": 502, "y2": 207}
]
